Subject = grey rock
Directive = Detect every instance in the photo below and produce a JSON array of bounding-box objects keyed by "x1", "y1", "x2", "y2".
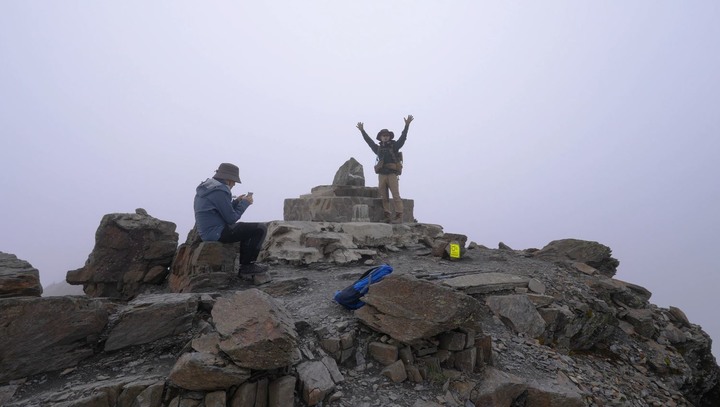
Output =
[
  {"x1": 131, "y1": 381, "x2": 164, "y2": 407},
  {"x1": 381, "y1": 360, "x2": 407, "y2": 383},
  {"x1": 485, "y1": 295, "x2": 546, "y2": 338},
  {"x1": 0, "y1": 296, "x2": 111, "y2": 382},
  {"x1": 534, "y1": 238, "x2": 619, "y2": 277},
  {"x1": 259, "y1": 221, "x2": 451, "y2": 266},
  {"x1": 0, "y1": 252, "x2": 42, "y2": 298},
  {"x1": 356, "y1": 275, "x2": 481, "y2": 345},
  {"x1": 321, "y1": 356, "x2": 345, "y2": 384},
  {"x1": 668, "y1": 305, "x2": 691, "y2": 328},
  {"x1": 527, "y1": 278, "x2": 546, "y2": 294},
  {"x1": 332, "y1": 157, "x2": 365, "y2": 187},
  {"x1": 368, "y1": 342, "x2": 399, "y2": 366},
  {"x1": 231, "y1": 381, "x2": 257, "y2": 407},
  {"x1": 526, "y1": 293, "x2": 555, "y2": 308},
  {"x1": 661, "y1": 324, "x2": 687, "y2": 344},
  {"x1": 469, "y1": 367, "x2": 527, "y2": 406},
  {"x1": 268, "y1": 375, "x2": 296, "y2": 407},
  {"x1": 66, "y1": 212, "x2": 178, "y2": 299},
  {"x1": 297, "y1": 360, "x2": 335, "y2": 406},
  {"x1": 104, "y1": 293, "x2": 199, "y2": 351},
  {"x1": 525, "y1": 375, "x2": 585, "y2": 407},
  {"x1": 284, "y1": 193, "x2": 415, "y2": 223},
  {"x1": 624, "y1": 308, "x2": 657, "y2": 338},
  {"x1": 167, "y1": 352, "x2": 251, "y2": 391},
  {"x1": 204, "y1": 391, "x2": 227, "y2": 407},
  {"x1": 442, "y1": 272, "x2": 530, "y2": 295},
  {"x1": 214, "y1": 289, "x2": 300, "y2": 370},
  {"x1": 169, "y1": 231, "x2": 241, "y2": 293}
]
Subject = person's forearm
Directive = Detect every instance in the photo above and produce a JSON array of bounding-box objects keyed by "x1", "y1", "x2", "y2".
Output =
[
  {"x1": 396, "y1": 123, "x2": 409, "y2": 147},
  {"x1": 361, "y1": 130, "x2": 378, "y2": 152},
  {"x1": 216, "y1": 198, "x2": 242, "y2": 224},
  {"x1": 232, "y1": 199, "x2": 250, "y2": 215}
]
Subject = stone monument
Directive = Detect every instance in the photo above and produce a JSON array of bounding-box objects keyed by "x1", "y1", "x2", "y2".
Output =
[{"x1": 283, "y1": 158, "x2": 415, "y2": 223}]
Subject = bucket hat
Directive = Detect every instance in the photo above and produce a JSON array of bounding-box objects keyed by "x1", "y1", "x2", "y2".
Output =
[
  {"x1": 214, "y1": 163, "x2": 242, "y2": 183},
  {"x1": 376, "y1": 129, "x2": 395, "y2": 141}
]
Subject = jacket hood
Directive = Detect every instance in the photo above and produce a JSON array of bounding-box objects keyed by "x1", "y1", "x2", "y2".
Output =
[{"x1": 196, "y1": 178, "x2": 230, "y2": 198}]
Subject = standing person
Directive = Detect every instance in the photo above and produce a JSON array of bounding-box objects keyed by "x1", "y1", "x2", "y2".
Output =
[
  {"x1": 356, "y1": 115, "x2": 414, "y2": 223},
  {"x1": 193, "y1": 163, "x2": 268, "y2": 275}
]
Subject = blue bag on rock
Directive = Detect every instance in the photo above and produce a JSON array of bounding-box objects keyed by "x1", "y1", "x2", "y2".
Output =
[{"x1": 333, "y1": 264, "x2": 393, "y2": 310}]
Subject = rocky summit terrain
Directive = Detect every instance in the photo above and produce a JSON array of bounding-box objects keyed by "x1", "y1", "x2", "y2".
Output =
[
  {"x1": 2, "y1": 222, "x2": 719, "y2": 407},
  {"x1": 1, "y1": 162, "x2": 718, "y2": 407}
]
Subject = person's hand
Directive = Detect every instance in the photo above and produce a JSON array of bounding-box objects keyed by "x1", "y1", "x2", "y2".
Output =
[
  {"x1": 404, "y1": 115, "x2": 414, "y2": 125},
  {"x1": 356, "y1": 122, "x2": 364, "y2": 132},
  {"x1": 237, "y1": 194, "x2": 254, "y2": 205}
]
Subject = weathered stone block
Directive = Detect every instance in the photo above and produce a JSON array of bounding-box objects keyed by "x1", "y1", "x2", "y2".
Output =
[
  {"x1": 0, "y1": 296, "x2": 111, "y2": 383},
  {"x1": 169, "y1": 240, "x2": 240, "y2": 293},
  {"x1": 297, "y1": 361, "x2": 335, "y2": 406},
  {"x1": 454, "y1": 347, "x2": 477, "y2": 373},
  {"x1": 381, "y1": 360, "x2": 407, "y2": 383},
  {"x1": 368, "y1": 342, "x2": 399, "y2": 366},
  {"x1": 268, "y1": 376, "x2": 296, "y2": 407},
  {"x1": 0, "y1": 252, "x2": 42, "y2": 298},
  {"x1": 214, "y1": 290, "x2": 300, "y2": 370},
  {"x1": 66, "y1": 211, "x2": 178, "y2": 299},
  {"x1": 284, "y1": 195, "x2": 414, "y2": 223}
]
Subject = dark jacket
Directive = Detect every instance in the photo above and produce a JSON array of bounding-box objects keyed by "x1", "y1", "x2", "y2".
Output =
[{"x1": 360, "y1": 123, "x2": 409, "y2": 174}]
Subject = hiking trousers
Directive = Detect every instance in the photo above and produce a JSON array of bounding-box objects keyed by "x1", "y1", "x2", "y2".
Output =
[
  {"x1": 378, "y1": 173, "x2": 403, "y2": 216},
  {"x1": 219, "y1": 222, "x2": 268, "y2": 264}
]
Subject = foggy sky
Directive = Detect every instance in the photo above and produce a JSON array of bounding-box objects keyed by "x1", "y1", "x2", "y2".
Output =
[{"x1": 1, "y1": 2, "x2": 718, "y2": 357}]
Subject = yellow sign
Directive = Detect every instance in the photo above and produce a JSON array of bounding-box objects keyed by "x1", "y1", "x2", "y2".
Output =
[{"x1": 449, "y1": 243, "x2": 461, "y2": 259}]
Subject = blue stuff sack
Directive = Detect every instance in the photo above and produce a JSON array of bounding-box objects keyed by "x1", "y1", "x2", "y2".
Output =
[{"x1": 333, "y1": 264, "x2": 393, "y2": 310}]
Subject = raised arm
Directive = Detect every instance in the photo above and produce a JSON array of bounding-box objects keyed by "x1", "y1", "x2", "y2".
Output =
[
  {"x1": 357, "y1": 121, "x2": 378, "y2": 153},
  {"x1": 396, "y1": 114, "x2": 413, "y2": 149}
]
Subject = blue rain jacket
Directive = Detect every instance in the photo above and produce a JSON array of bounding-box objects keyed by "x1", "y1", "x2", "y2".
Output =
[{"x1": 193, "y1": 178, "x2": 250, "y2": 241}]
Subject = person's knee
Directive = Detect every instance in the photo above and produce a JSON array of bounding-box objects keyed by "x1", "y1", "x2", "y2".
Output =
[{"x1": 254, "y1": 223, "x2": 268, "y2": 240}]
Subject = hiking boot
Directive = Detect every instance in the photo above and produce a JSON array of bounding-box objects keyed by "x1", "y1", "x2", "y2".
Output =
[
  {"x1": 392, "y1": 213, "x2": 403, "y2": 224},
  {"x1": 383, "y1": 212, "x2": 393, "y2": 223},
  {"x1": 238, "y1": 263, "x2": 269, "y2": 275}
]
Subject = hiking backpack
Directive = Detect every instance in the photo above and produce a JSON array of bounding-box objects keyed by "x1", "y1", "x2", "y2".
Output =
[
  {"x1": 374, "y1": 146, "x2": 404, "y2": 175},
  {"x1": 333, "y1": 264, "x2": 394, "y2": 310}
]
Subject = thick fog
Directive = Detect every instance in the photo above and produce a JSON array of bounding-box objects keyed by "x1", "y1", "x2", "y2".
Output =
[{"x1": 1, "y1": 2, "x2": 718, "y2": 356}]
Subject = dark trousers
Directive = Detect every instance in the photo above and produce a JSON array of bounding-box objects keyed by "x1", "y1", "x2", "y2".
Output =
[{"x1": 219, "y1": 222, "x2": 267, "y2": 265}]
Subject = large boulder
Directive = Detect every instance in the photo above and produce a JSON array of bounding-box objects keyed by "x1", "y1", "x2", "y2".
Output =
[
  {"x1": 0, "y1": 296, "x2": 111, "y2": 382},
  {"x1": 104, "y1": 293, "x2": 200, "y2": 351},
  {"x1": 0, "y1": 252, "x2": 42, "y2": 298},
  {"x1": 533, "y1": 238, "x2": 619, "y2": 277},
  {"x1": 168, "y1": 227, "x2": 240, "y2": 293},
  {"x1": 259, "y1": 221, "x2": 447, "y2": 266},
  {"x1": 213, "y1": 289, "x2": 301, "y2": 370},
  {"x1": 66, "y1": 209, "x2": 179, "y2": 299},
  {"x1": 355, "y1": 274, "x2": 481, "y2": 345}
]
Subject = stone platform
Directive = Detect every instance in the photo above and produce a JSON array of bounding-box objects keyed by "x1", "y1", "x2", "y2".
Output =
[{"x1": 283, "y1": 185, "x2": 414, "y2": 223}]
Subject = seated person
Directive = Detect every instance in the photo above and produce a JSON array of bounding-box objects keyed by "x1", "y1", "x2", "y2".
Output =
[{"x1": 193, "y1": 162, "x2": 268, "y2": 275}]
